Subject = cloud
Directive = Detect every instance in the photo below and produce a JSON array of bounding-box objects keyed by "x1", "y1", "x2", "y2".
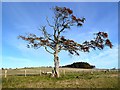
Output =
[
  {"x1": 60, "y1": 43, "x2": 118, "y2": 69},
  {"x1": 93, "y1": 44, "x2": 118, "y2": 68},
  {"x1": 64, "y1": 27, "x2": 110, "y2": 44},
  {"x1": 15, "y1": 40, "x2": 53, "y2": 59}
]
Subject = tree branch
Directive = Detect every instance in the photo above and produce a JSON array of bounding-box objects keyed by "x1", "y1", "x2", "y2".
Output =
[
  {"x1": 46, "y1": 17, "x2": 54, "y2": 28},
  {"x1": 44, "y1": 46, "x2": 54, "y2": 54},
  {"x1": 53, "y1": 16, "x2": 59, "y2": 41},
  {"x1": 48, "y1": 38, "x2": 55, "y2": 43}
]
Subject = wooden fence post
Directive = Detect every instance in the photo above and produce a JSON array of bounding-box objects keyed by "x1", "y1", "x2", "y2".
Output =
[
  {"x1": 5, "y1": 70, "x2": 7, "y2": 78},
  {"x1": 63, "y1": 70, "x2": 65, "y2": 75},
  {"x1": 25, "y1": 70, "x2": 26, "y2": 77},
  {"x1": 39, "y1": 70, "x2": 41, "y2": 76}
]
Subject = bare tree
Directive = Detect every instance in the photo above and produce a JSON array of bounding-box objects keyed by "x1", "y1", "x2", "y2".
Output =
[{"x1": 18, "y1": 6, "x2": 112, "y2": 78}]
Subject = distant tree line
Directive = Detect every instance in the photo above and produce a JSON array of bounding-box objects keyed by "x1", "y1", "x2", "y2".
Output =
[{"x1": 62, "y1": 62, "x2": 95, "y2": 69}]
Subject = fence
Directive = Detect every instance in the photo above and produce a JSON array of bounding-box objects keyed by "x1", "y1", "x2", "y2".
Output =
[
  {"x1": 1, "y1": 68, "x2": 68, "y2": 78},
  {"x1": 2, "y1": 68, "x2": 116, "y2": 78}
]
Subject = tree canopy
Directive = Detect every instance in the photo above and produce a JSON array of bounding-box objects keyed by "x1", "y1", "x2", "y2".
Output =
[
  {"x1": 18, "y1": 6, "x2": 112, "y2": 56},
  {"x1": 62, "y1": 62, "x2": 95, "y2": 69}
]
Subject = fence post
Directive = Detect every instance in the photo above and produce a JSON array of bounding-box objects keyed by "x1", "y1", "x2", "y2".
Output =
[
  {"x1": 5, "y1": 70, "x2": 7, "y2": 78},
  {"x1": 39, "y1": 70, "x2": 41, "y2": 76},
  {"x1": 63, "y1": 70, "x2": 65, "y2": 75},
  {"x1": 25, "y1": 70, "x2": 26, "y2": 77}
]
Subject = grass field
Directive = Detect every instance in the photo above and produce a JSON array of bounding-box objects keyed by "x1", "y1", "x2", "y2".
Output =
[{"x1": 1, "y1": 68, "x2": 119, "y2": 88}]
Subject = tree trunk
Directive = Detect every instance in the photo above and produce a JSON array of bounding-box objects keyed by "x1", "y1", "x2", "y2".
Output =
[{"x1": 53, "y1": 44, "x2": 60, "y2": 78}]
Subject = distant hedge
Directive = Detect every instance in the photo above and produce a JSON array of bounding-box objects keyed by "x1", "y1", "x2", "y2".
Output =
[{"x1": 62, "y1": 62, "x2": 95, "y2": 69}]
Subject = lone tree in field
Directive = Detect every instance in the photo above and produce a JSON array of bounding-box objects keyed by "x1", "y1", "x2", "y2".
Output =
[{"x1": 18, "y1": 6, "x2": 112, "y2": 78}]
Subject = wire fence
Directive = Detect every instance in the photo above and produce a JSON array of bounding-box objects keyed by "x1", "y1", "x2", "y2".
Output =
[
  {"x1": 1, "y1": 68, "x2": 117, "y2": 78},
  {"x1": 1, "y1": 68, "x2": 65, "y2": 77}
]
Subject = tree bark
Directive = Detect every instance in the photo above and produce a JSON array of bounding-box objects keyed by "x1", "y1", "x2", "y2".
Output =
[{"x1": 53, "y1": 44, "x2": 60, "y2": 78}]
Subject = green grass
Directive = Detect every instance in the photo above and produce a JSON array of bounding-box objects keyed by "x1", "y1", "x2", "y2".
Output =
[{"x1": 2, "y1": 69, "x2": 118, "y2": 88}]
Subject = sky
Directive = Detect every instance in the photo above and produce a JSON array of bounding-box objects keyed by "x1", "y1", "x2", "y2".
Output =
[{"x1": 2, "y1": 2, "x2": 118, "y2": 69}]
